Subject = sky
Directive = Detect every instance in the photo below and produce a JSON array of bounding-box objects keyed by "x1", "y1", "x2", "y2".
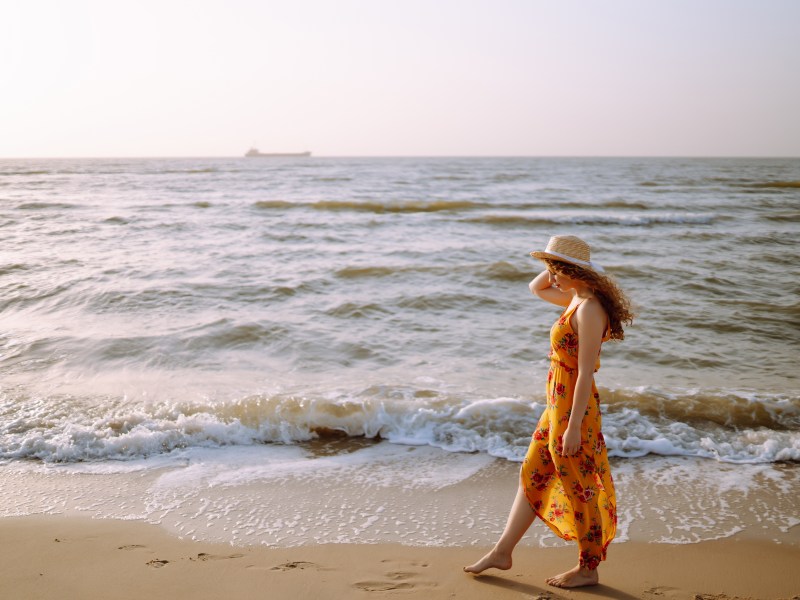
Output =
[{"x1": 2, "y1": 0, "x2": 799, "y2": 157}]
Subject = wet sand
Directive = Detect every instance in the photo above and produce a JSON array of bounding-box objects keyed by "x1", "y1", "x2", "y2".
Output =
[{"x1": 1, "y1": 515, "x2": 798, "y2": 600}]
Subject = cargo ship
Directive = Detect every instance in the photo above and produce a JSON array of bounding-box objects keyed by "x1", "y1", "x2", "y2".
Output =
[{"x1": 245, "y1": 148, "x2": 311, "y2": 158}]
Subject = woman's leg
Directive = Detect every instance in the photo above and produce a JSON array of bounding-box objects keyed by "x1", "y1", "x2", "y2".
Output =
[
  {"x1": 544, "y1": 451, "x2": 605, "y2": 588},
  {"x1": 463, "y1": 482, "x2": 535, "y2": 574}
]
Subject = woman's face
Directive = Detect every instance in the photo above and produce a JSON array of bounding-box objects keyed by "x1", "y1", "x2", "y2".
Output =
[{"x1": 548, "y1": 265, "x2": 580, "y2": 292}]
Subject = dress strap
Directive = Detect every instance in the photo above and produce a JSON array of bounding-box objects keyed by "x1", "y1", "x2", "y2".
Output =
[
  {"x1": 562, "y1": 298, "x2": 588, "y2": 318},
  {"x1": 568, "y1": 297, "x2": 612, "y2": 340}
]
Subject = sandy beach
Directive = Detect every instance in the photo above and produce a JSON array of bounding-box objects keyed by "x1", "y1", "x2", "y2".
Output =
[
  {"x1": 1, "y1": 449, "x2": 799, "y2": 599},
  {"x1": 1, "y1": 515, "x2": 798, "y2": 600}
]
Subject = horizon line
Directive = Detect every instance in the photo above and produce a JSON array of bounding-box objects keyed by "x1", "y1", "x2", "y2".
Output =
[{"x1": 1, "y1": 154, "x2": 799, "y2": 160}]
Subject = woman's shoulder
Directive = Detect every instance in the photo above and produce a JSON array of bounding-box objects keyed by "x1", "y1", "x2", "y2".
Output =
[
  {"x1": 575, "y1": 296, "x2": 608, "y2": 329},
  {"x1": 578, "y1": 295, "x2": 604, "y2": 312}
]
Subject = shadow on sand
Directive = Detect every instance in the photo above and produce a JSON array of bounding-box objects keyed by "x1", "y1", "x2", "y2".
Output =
[{"x1": 470, "y1": 573, "x2": 642, "y2": 599}]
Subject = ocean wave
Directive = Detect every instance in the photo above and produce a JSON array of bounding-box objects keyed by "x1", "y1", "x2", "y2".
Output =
[
  {"x1": 16, "y1": 202, "x2": 79, "y2": 210},
  {"x1": 1, "y1": 386, "x2": 796, "y2": 465},
  {"x1": 637, "y1": 177, "x2": 800, "y2": 191},
  {"x1": 604, "y1": 264, "x2": 659, "y2": 280},
  {"x1": 252, "y1": 198, "x2": 668, "y2": 214},
  {"x1": 94, "y1": 320, "x2": 293, "y2": 356},
  {"x1": 558, "y1": 200, "x2": 652, "y2": 210},
  {"x1": 492, "y1": 173, "x2": 531, "y2": 182},
  {"x1": 464, "y1": 213, "x2": 717, "y2": 226},
  {"x1": 396, "y1": 292, "x2": 499, "y2": 311},
  {"x1": 334, "y1": 261, "x2": 531, "y2": 282},
  {"x1": 0, "y1": 279, "x2": 78, "y2": 313},
  {"x1": 743, "y1": 181, "x2": 800, "y2": 189},
  {"x1": 157, "y1": 168, "x2": 219, "y2": 174},
  {"x1": 603, "y1": 388, "x2": 799, "y2": 431},
  {"x1": 0, "y1": 170, "x2": 52, "y2": 176},
  {"x1": 86, "y1": 287, "x2": 197, "y2": 313},
  {"x1": 325, "y1": 301, "x2": 391, "y2": 319},
  {"x1": 431, "y1": 175, "x2": 474, "y2": 181},
  {"x1": 313, "y1": 199, "x2": 487, "y2": 213},
  {"x1": 10, "y1": 279, "x2": 304, "y2": 322},
  {"x1": 335, "y1": 266, "x2": 399, "y2": 279},
  {"x1": 0, "y1": 263, "x2": 30, "y2": 276},
  {"x1": 253, "y1": 200, "x2": 295, "y2": 209},
  {"x1": 253, "y1": 199, "x2": 489, "y2": 213},
  {"x1": 180, "y1": 320, "x2": 291, "y2": 351},
  {"x1": 762, "y1": 212, "x2": 800, "y2": 223},
  {"x1": 476, "y1": 261, "x2": 532, "y2": 281}
]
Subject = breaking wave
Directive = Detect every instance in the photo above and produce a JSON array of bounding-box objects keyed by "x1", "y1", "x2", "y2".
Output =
[{"x1": 1, "y1": 386, "x2": 796, "y2": 465}]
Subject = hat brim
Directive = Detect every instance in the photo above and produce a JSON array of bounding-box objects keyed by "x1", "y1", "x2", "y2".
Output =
[{"x1": 530, "y1": 251, "x2": 604, "y2": 273}]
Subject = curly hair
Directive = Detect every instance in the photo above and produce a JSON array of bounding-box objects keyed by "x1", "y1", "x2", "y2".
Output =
[{"x1": 542, "y1": 258, "x2": 634, "y2": 340}]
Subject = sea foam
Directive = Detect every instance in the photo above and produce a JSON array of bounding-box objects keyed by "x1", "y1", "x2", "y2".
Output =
[{"x1": 1, "y1": 385, "x2": 797, "y2": 465}]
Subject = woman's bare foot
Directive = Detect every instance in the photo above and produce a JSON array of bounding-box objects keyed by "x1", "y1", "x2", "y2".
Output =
[
  {"x1": 546, "y1": 564, "x2": 599, "y2": 588},
  {"x1": 463, "y1": 548, "x2": 512, "y2": 574}
]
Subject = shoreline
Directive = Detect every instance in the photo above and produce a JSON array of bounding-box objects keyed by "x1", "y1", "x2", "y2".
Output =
[
  {"x1": 1, "y1": 515, "x2": 799, "y2": 599},
  {"x1": 2, "y1": 448, "x2": 797, "y2": 549},
  {"x1": 1, "y1": 449, "x2": 798, "y2": 598}
]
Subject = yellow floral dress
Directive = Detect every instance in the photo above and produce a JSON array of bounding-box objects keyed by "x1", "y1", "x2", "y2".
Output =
[{"x1": 521, "y1": 300, "x2": 616, "y2": 570}]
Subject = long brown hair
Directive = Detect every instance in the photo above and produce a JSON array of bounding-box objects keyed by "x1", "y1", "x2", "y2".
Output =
[{"x1": 542, "y1": 258, "x2": 634, "y2": 340}]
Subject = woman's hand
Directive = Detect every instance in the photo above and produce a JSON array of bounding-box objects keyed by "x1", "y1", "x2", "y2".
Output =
[
  {"x1": 530, "y1": 269, "x2": 571, "y2": 307},
  {"x1": 562, "y1": 425, "x2": 582, "y2": 456},
  {"x1": 529, "y1": 269, "x2": 552, "y2": 293}
]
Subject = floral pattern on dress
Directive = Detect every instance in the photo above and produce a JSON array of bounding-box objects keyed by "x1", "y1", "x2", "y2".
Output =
[
  {"x1": 521, "y1": 301, "x2": 616, "y2": 571},
  {"x1": 556, "y1": 332, "x2": 579, "y2": 357}
]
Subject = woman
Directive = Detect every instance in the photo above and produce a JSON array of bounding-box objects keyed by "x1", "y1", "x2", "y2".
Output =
[{"x1": 464, "y1": 235, "x2": 633, "y2": 589}]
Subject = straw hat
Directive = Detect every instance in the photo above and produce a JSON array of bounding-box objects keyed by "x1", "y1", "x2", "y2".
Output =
[{"x1": 530, "y1": 235, "x2": 605, "y2": 273}]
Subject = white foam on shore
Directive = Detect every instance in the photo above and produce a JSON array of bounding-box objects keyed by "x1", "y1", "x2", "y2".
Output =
[
  {"x1": 152, "y1": 443, "x2": 494, "y2": 492},
  {"x1": 0, "y1": 445, "x2": 797, "y2": 549},
  {"x1": 612, "y1": 458, "x2": 799, "y2": 544}
]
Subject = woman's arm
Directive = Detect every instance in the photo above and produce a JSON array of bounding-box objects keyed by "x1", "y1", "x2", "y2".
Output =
[
  {"x1": 561, "y1": 299, "x2": 606, "y2": 456},
  {"x1": 529, "y1": 270, "x2": 571, "y2": 307}
]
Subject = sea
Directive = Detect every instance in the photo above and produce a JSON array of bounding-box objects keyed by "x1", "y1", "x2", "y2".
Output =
[{"x1": 1, "y1": 156, "x2": 798, "y2": 547}]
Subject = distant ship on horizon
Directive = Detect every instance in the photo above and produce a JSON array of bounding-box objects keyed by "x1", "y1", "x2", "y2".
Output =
[{"x1": 245, "y1": 147, "x2": 311, "y2": 158}]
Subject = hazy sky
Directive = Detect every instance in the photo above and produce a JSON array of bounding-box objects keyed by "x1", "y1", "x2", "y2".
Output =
[{"x1": 3, "y1": 0, "x2": 799, "y2": 157}]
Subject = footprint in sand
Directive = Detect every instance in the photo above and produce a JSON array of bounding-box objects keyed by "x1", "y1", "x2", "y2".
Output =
[
  {"x1": 270, "y1": 561, "x2": 319, "y2": 571},
  {"x1": 384, "y1": 571, "x2": 415, "y2": 581},
  {"x1": 353, "y1": 559, "x2": 436, "y2": 593},
  {"x1": 146, "y1": 559, "x2": 169, "y2": 568},
  {"x1": 380, "y1": 559, "x2": 429, "y2": 568},
  {"x1": 643, "y1": 586, "x2": 687, "y2": 598},
  {"x1": 190, "y1": 552, "x2": 245, "y2": 562},
  {"x1": 354, "y1": 581, "x2": 415, "y2": 592}
]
